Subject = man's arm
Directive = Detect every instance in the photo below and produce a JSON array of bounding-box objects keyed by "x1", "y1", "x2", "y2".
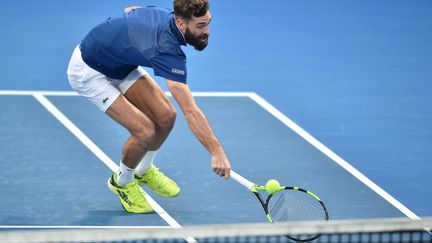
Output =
[{"x1": 166, "y1": 80, "x2": 231, "y2": 179}]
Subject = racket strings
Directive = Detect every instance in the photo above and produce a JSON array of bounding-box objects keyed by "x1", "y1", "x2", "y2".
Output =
[
  {"x1": 268, "y1": 190, "x2": 327, "y2": 241},
  {"x1": 268, "y1": 190, "x2": 326, "y2": 222}
]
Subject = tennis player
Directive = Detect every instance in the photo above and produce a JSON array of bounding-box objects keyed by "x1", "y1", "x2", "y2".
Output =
[{"x1": 66, "y1": 0, "x2": 231, "y2": 213}]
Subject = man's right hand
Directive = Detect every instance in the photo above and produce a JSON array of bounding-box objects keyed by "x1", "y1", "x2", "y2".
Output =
[{"x1": 211, "y1": 153, "x2": 231, "y2": 179}]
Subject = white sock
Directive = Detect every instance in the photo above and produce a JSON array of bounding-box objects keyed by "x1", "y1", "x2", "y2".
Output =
[
  {"x1": 117, "y1": 162, "x2": 135, "y2": 186},
  {"x1": 135, "y1": 150, "x2": 158, "y2": 177}
]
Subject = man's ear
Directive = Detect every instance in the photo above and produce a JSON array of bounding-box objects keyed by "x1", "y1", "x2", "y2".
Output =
[{"x1": 175, "y1": 17, "x2": 187, "y2": 33}]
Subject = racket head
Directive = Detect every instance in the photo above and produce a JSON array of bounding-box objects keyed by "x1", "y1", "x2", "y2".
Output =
[{"x1": 266, "y1": 187, "x2": 329, "y2": 242}]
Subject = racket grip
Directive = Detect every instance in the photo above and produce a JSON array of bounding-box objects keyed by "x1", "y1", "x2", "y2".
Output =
[{"x1": 230, "y1": 170, "x2": 255, "y2": 190}]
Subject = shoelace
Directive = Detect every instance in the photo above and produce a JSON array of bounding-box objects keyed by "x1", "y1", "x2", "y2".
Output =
[
  {"x1": 125, "y1": 181, "x2": 146, "y2": 204},
  {"x1": 146, "y1": 168, "x2": 168, "y2": 187}
]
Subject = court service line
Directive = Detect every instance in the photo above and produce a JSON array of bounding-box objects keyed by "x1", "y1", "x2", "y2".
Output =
[
  {"x1": 0, "y1": 90, "x2": 255, "y2": 97},
  {"x1": 248, "y1": 93, "x2": 420, "y2": 220},
  {"x1": 0, "y1": 226, "x2": 172, "y2": 229},
  {"x1": 0, "y1": 90, "x2": 78, "y2": 96},
  {"x1": 32, "y1": 92, "x2": 195, "y2": 241}
]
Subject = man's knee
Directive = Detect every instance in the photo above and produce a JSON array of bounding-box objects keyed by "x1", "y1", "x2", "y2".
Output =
[
  {"x1": 134, "y1": 120, "x2": 157, "y2": 145},
  {"x1": 156, "y1": 107, "x2": 177, "y2": 131}
]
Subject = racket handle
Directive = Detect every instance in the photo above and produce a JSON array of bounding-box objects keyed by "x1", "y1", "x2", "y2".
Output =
[{"x1": 230, "y1": 170, "x2": 255, "y2": 190}]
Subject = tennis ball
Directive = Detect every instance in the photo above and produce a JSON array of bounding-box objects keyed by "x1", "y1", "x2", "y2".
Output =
[{"x1": 266, "y1": 179, "x2": 281, "y2": 194}]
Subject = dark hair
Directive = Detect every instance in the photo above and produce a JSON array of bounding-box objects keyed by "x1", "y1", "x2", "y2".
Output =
[{"x1": 174, "y1": 0, "x2": 209, "y2": 20}]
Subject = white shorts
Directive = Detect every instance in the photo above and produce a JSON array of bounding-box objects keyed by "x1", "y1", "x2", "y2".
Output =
[{"x1": 66, "y1": 45, "x2": 148, "y2": 112}]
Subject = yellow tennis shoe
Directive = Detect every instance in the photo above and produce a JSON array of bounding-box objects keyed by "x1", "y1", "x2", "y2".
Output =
[
  {"x1": 107, "y1": 173, "x2": 153, "y2": 214},
  {"x1": 135, "y1": 166, "x2": 180, "y2": 198}
]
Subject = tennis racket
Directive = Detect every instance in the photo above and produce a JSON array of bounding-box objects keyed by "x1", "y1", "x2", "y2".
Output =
[{"x1": 230, "y1": 170, "x2": 329, "y2": 242}]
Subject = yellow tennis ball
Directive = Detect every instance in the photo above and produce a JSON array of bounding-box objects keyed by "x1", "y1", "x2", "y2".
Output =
[{"x1": 266, "y1": 179, "x2": 280, "y2": 194}]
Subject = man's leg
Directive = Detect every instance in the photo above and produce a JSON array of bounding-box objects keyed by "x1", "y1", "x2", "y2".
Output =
[
  {"x1": 123, "y1": 74, "x2": 176, "y2": 151},
  {"x1": 105, "y1": 95, "x2": 156, "y2": 169},
  {"x1": 118, "y1": 74, "x2": 180, "y2": 197},
  {"x1": 103, "y1": 95, "x2": 157, "y2": 213}
]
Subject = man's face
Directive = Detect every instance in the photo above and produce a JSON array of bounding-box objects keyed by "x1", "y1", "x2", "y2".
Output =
[{"x1": 183, "y1": 11, "x2": 211, "y2": 51}]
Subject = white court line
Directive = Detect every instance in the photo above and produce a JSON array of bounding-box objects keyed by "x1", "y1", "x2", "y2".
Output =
[
  {"x1": 1, "y1": 90, "x2": 421, "y2": 220},
  {"x1": 0, "y1": 90, "x2": 254, "y2": 97},
  {"x1": 0, "y1": 90, "x2": 78, "y2": 96},
  {"x1": 0, "y1": 226, "x2": 172, "y2": 229},
  {"x1": 247, "y1": 93, "x2": 421, "y2": 220},
  {"x1": 32, "y1": 92, "x2": 197, "y2": 242}
]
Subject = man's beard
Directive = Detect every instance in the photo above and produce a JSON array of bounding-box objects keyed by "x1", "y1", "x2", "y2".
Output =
[{"x1": 184, "y1": 27, "x2": 209, "y2": 51}]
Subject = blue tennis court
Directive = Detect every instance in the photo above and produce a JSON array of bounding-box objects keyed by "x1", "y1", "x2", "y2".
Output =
[{"x1": 0, "y1": 0, "x2": 431, "y2": 230}]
